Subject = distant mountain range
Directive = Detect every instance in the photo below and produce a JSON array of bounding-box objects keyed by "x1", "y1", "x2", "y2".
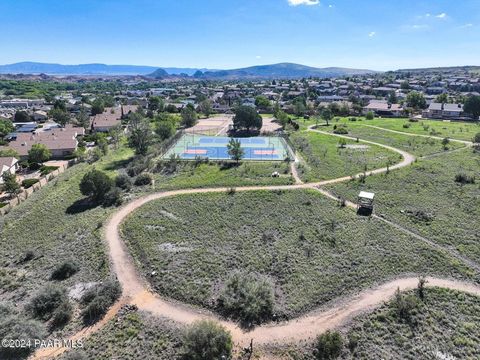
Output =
[
  {"x1": 185, "y1": 63, "x2": 378, "y2": 79},
  {"x1": 0, "y1": 62, "x2": 211, "y2": 76},
  {"x1": 0, "y1": 61, "x2": 378, "y2": 79}
]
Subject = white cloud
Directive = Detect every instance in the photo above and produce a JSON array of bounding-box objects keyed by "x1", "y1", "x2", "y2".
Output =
[
  {"x1": 436, "y1": 13, "x2": 447, "y2": 19},
  {"x1": 460, "y1": 23, "x2": 473, "y2": 28},
  {"x1": 255, "y1": 55, "x2": 262, "y2": 59},
  {"x1": 288, "y1": 0, "x2": 320, "y2": 6},
  {"x1": 368, "y1": 31, "x2": 376, "y2": 37}
]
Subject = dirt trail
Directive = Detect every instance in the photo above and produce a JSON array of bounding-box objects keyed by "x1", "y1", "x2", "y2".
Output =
[
  {"x1": 31, "y1": 127, "x2": 479, "y2": 359},
  {"x1": 362, "y1": 124, "x2": 474, "y2": 145}
]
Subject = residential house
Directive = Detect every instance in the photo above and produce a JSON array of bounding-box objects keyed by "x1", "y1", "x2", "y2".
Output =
[
  {"x1": 423, "y1": 103, "x2": 464, "y2": 120},
  {"x1": 0, "y1": 157, "x2": 19, "y2": 184},
  {"x1": 4, "y1": 125, "x2": 85, "y2": 159},
  {"x1": 363, "y1": 100, "x2": 404, "y2": 117}
]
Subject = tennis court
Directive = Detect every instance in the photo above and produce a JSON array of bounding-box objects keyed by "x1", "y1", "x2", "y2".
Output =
[{"x1": 163, "y1": 134, "x2": 290, "y2": 161}]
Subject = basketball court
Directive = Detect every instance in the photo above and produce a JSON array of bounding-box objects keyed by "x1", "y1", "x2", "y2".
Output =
[{"x1": 163, "y1": 134, "x2": 290, "y2": 161}]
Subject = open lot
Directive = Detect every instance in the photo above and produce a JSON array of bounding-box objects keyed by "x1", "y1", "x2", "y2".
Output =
[
  {"x1": 343, "y1": 287, "x2": 480, "y2": 359},
  {"x1": 121, "y1": 189, "x2": 477, "y2": 321},
  {"x1": 341, "y1": 117, "x2": 479, "y2": 141},
  {"x1": 326, "y1": 149, "x2": 480, "y2": 264},
  {"x1": 290, "y1": 131, "x2": 402, "y2": 182},
  {"x1": 326, "y1": 119, "x2": 466, "y2": 157}
]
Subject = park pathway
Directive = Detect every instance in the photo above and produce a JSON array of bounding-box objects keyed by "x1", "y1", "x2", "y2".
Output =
[{"x1": 32, "y1": 125, "x2": 479, "y2": 359}]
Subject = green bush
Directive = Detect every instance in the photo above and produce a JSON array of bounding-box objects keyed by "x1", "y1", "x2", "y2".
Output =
[
  {"x1": 333, "y1": 125, "x2": 348, "y2": 135},
  {"x1": 102, "y1": 187, "x2": 123, "y2": 207},
  {"x1": 365, "y1": 111, "x2": 375, "y2": 120},
  {"x1": 50, "y1": 300, "x2": 73, "y2": 328},
  {"x1": 80, "y1": 280, "x2": 121, "y2": 324},
  {"x1": 50, "y1": 260, "x2": 80, "y2": 280},
  {"x1": 134, "y1": 173, "x2": 153, "y2": 186},
  {"x1": 0, "y1": 307, "x2": 46, "y2": 359},
  {"x1": 27, "y1": 285, "x2": 67, "y2": 320},
  {"x1": 455, "y1": 173, "x2": 475, "y2": 184},
  {"x1": 218, "y1": 271, "x2": 274, "y2": 326},
  {"x1": 40, "y1": 165, "x2": 59, "y2": 176},
  {"x1": 314, "y1": 330, "x2": 343, "y2": 359},
  {"x1": 21, "y1": 178, "x2": 39, "y2": 188},
  {"x1": 181, "y1": 320, "x2": 232, "y2": 360},
  {"x1": 115, "y1": 174, "x2": 132, "y2": 190}
]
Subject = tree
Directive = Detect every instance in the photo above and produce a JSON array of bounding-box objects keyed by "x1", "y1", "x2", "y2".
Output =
[
  {"x1": 181, "y1": 104, "x2": 198, "y2": 127},
  {"x1": 473, "y1": 132, "x2": 480, "y2": 144},
  {"x1": 14, "y1": 110, "x2": 30, "y2": 123},
  {"x1": 49, "y1": 108, "x2": 70, "y2": 126},
  {"x1": 314, "y1": 331, "x2": 343, "y2": 360},
  {"x1": 388, "y1": 91, "x2": 398, "y2": 104},
  {"x1": 275, "y1": 110, "x2": 290, "y2": 129},
  {"x1": 233, "y1": 105, "x2": 262, "y2": 131},
  {"x1": 155, "y1": 120, "x2": 175, "y2": 140},
  {"x1": 198, "y1": 99, "x2": 213, "y2": 117},
  {"x1": 148, "y1": 96, "x2": 165, "y2": 113},
  {"x1": 227, "y1": 138, "x2": 244, "y2": 163},
  {"x1": 406, "y1": 91, "x2": 427, "y2": 110},
  {"x1": 79, "y1": 170, "x2": 113, "y2": 203},
  {"x1": 255, "y1": 95, "x2": 271, "y2": 111},
  {"x1": 181, "y1": 320, "x2": 232, "y2": 360},
  {"x1": 464, "y1": 95, "x2": 480, "y2": 121},
  {"x1": 76, "y1": 107, "x2": 91, "y2": 129},
  {"x1": 293, "y1": 97, "x2": 306, "y2": 116},
  {"x1": 436, "y1": 93, "x2": 448, "y2": 104},
  {"x1": 28, "y1": 144, "x2": 51, "y2": 164},
  {"x1": 365, "y1": 111, "x2": 375, "y2": 120},
  {"x1": 2, "y1": 171, "x2": 20, "y2": 197},
  {"x1": 321, "y1": 108, "x2": 333, "y2": 126},
  {"x1": 91, "y1": 99, "x2": 104, "y2": 116},
  {"x1": 442, "y1": 137, "x2": 450, "y2": 150},
  {"x1": 128, "y1": 113, "x2": 152, "y2": 155},
  {"x1": 53, "y1": 100, "x2": 67, "y2": 112},
  {"x1": 0, "y1": 118, "x2": 14, "y2": 137}
]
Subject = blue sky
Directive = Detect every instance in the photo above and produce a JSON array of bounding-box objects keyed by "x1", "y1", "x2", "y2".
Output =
[{"x1": 1, "y1": 0, "x2": 479, "y2": 71}]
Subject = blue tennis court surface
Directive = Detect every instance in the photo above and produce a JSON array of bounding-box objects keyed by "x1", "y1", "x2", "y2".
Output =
[{"x1": 163, "y1": 134, "x2": 290, "y2": 161}]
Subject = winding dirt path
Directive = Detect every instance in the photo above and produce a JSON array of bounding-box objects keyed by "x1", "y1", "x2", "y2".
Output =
[{"x1": 32, "y1": 127, "x2": 480, "y2": 359}]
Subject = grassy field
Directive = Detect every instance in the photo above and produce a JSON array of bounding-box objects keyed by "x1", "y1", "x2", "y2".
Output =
[
  {"x1": 335, "y1": 117, "x2": 479, "y2": 141},
  {"x1": 341, "y1": 287, "x2": 480, "y2": 359},
  {"x1": 289, "y1": 131, "x2": 402, "y2": 182},
  {"x1": 0, "y1": 145, "x2": 134, "y2": 306},
  {"x1": 121, "y1": 189, "x2": 478, "y2": 320},
  {"x1": 325, "y1": 149, "x2": 480, "y2": 264},
  {"x1": 326, "y1": 119, "x2": 465, "y2": 157},
  {"x1": 58, "y1": 309, "x2": 183, "y2": 360},
  {"x1": 151, "y1": 160, "x2": 293, "y2": 190}
]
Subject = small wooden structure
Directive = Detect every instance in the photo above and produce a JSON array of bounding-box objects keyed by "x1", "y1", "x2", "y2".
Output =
[{"x1": 358, "y1": 191, "x2": 375, "y2": 210}]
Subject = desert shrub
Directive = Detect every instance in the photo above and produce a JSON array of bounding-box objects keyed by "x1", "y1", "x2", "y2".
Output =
[
  {"x1": 0, "y1": 307, "x2": 46, "y2": 359},
  {"x1": 102, "y1": 187, "x2": 123, "y2": 207},
  {"x1": 455, "y1": 173, "x2": 475, "y2": 184},
  {"x1": 314, "y1": 330, "x2": 343, "y2": 359},
  {"x1": 81, "y1": 280, "x2": 121, "y2": 324},
  {"x1": 20, "y1": 250, "x2": 35, "y2": 263},
  {"x1": 21, "y1": 178, "x2": 39, "y2": 188},
  {"x1": 63, "y1": 352, "x2": 88, "y2": 360},
  {"x1": 218, "y1": 271, "x2": 274, "y2": 326},
  {"x1": 333, "y1": 125, "x2": 348, "y2": 135},
  {"x1": 392, "y1": 288, "x2": 419, "y2": 323},
  {"x1": 50, "y1": 300, "x2": 73, "y2": 328},
  {"x1": 472, "y1": 132, "x2": 480, "y2": 144},
  {"x1": 115, "y1": 174, "x2": 132, "y2": 190},
  {"x1": 134, "y1": 173, "x2": 153, "y2": 186},
  {"x1": 406, "y1": 209, "x2": 435, "y2": 223},
  {"x1": 51, "y1": 260, "x2": 80, "y2": 280},
  {"x1": 126, "y1": 156, "x2": 149, "y2": 177},
  {"x1": 181, "y1": 320, "x2": 232, "y2": 360},
  {"x1": 27, "y1": 285, "x2": 67, "y2": 320}
]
